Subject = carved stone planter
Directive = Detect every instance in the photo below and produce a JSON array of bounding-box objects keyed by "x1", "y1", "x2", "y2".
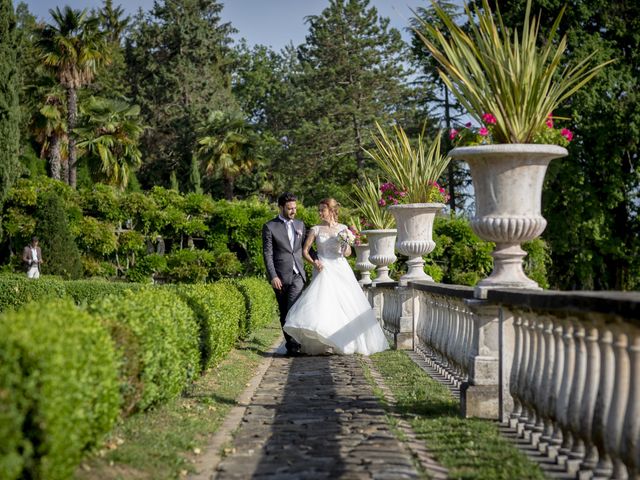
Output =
[
  {"x1": 449, "y1": 144, "x2": 567, "y2": 292},
  {"x1": 362, "y1": 229, "x2": 397, "y2": 284},
  {"x1": 354, "y1": 244, "x2": 375, "y2": 286},
  {"x1": 388, "y1": 203, "x2": 444, "y2": 285}
]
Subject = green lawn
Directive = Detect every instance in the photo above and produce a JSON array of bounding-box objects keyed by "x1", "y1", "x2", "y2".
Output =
[
  {"x1": 75, "y1": 320, "x2": 282, "y2": 480},
  {"x1": 368, "y1": 350, "x2": 546, "y2": 480}
]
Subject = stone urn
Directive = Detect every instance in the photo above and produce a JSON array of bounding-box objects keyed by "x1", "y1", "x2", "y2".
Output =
[
  {"x1": 388, "y1": 203, "x2": 444, "y2": 285},
  {"x1": 449, "y1": 144, "x2": 567, "y2": 293},
  {"x1": 362, "y1": 229, "x2": 397, "y2": 284},
  {"x1": 354, "y1": 243, "x2": 375, "y2": 286}
]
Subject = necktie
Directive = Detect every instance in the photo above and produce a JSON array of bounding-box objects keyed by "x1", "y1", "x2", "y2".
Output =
[{"x1": 287, "y1": 221, "x2": 294, "y2": 249}]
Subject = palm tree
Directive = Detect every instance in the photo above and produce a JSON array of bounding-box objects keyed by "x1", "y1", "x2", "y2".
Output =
[
  {"x1": 36, "y1": 6, "x2": 111, "y2": 188},
  {"x1": 75, "y1": 96, "x2": 144, "y2": 190},
  {"x1": 196, "y1": 111, "x2": 262, "y2": 200},
  {"x1": 32, "y1": 90, "x2": 68, "y2": 181}
]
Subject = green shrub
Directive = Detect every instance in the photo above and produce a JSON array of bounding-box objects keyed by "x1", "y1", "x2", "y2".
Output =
[
  {"x1": 89, "y1": 288, "x2": 200, "y2": 414},
  {"x1": 0, "y1": 299, "x2": 120, "y2": 480},
  {"x1": 234, "y1": 277, "x2": 278, "y2": 337},
  {"x1": 35, "y1": 191, "x2": 83, "y2": 279},
  {"x1": 125, "y1": 253, "x2": 167, "y2": 283},
  {"x1": 0, "y1": 274, "x2": 66, "y2": 312},
  {"x1": 176, "y1": 281, "x2": 245, "y2": 370},
  {"x1": 64, "y1": 279, "x2": 143, "y2": 307}
]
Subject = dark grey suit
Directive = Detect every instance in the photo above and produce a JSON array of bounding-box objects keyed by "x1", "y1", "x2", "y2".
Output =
[{"x1": 262, "y1": 216, "x2": 307, "y2": 351}]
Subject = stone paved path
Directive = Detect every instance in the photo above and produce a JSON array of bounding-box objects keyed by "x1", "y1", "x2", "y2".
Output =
[{"x1": 212, "y1": 354, "x2": 423, "y2": 479}]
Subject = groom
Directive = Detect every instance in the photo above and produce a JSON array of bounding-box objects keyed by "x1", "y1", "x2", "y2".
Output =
[{"x1": 262, "y1": 192, "x2": 308, "y2": 356}]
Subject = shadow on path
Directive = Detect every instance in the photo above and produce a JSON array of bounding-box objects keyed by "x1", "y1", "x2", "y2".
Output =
[{"x1": 214, "y1": 354, "x2": 419, "y2": 479}]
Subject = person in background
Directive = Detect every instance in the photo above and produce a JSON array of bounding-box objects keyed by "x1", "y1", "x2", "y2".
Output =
[{"x1": 23, "y1": 236, "x2": 43, "y2": 279}]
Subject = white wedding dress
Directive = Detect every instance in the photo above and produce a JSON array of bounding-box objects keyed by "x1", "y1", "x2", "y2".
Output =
[{"x1": 283, "y1": 224, "x2": 389, "y2": 355}]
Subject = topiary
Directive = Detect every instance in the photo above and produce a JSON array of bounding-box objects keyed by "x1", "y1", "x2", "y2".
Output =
[
  {"x1": 0, "y1": 298, "x2": 121, "y2": 480},
  {"x1": 34, "y1": 191, "x2": 83, "y2": 279},
  {"x1": 176, "y1": 281, "x2": 245, "y2": 370},
  {"x1": 89, "y1": 287, "x2": 200, "y2": 414},
  {"x1": 234, "y1": 277, "x2": 278, "y2": 337}
]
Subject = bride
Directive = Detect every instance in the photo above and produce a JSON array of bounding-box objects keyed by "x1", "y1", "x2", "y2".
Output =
[{"x1": 283, "y1": 198, "x2": 389, "y2": 355}]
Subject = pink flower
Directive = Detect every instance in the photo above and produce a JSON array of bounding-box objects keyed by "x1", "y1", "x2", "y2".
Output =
[
  {"x1": 546, "y1": 116, "x2": 554, "y2": 128},
  {"x1": 399, "y1": 191, "x2": 406, "y2": 197},
  {"x1": 482, "y1": 113, "x2": 497, "y2": 125},
  {"x1": 449, "y1": 129, "x2": 458, "y2": 140},
  {"x1": 561, "y1": 128, "x2": 573, "y2": 142},
  {"x1": 479, "y1": 127, "x2": 489, "y2": 136},
  {"x1": 378, "y1": 199, "x2": 386, "y2": 207}
]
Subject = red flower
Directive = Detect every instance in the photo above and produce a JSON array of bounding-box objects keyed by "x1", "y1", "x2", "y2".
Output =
[
  {"x1": 449, "y1": 128, "x2": 459, "y2": 140},
  {"x1": 479, "y1": 127, "x2": 489, "y2": 136},
  {"x1": 482, "y1": 113, "x2": 497, "y2": 125},
  {"x1": 561, "y1": 128, "x2": 573, "y2": 142}
]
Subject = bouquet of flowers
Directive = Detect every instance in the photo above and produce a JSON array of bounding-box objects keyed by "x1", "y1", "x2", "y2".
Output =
[{"x1": 337, "y1": 228, "x2": 356, "y2": 254}]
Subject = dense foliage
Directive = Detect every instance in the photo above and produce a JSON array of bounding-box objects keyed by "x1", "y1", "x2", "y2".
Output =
[
  {"x1": 0, "y1": 0, "x2": 22, "y2": 203},
  {"x1": 0, "y1": 277, "x2": 279, "y2": 478},
  {"x1": 2, "y1": 0, "x2": 635, "y2": 289}
]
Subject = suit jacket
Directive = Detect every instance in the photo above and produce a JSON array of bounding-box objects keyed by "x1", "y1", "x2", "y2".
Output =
[
  {"x1": 262, "y1": 216, "x2": 307, "y2": 285},
  {"x1": 22, "y1": 245, "x2": 42, "y2": 266}
]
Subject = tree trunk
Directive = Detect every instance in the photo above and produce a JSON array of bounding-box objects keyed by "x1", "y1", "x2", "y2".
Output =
[
  {"x1": 49, "y1": 134, "x2": 62, "y2": 180},
  {"x1": 224, "y1": 177, "x2": 234, "y2": 200},
  {"x1": 67, "y1": 86, "x2": 78, "y2": 189}
]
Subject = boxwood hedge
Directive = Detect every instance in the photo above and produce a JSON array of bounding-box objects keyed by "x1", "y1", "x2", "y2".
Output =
[
  {"x1": 89, "y1": 288, "x2": 200, "y2": 414},
  {"x1": 234, "y1": 277, "x2": 279, "y2": 337},
  {"x1": 177, "y1": 281, "x2": 245, "y2": 370},
  {"x1": 0, "y1": 275, "x2": 66, "y2": 312},
  {"x1": 0, "y1": 299, "x2": 121, "y2": 480}
]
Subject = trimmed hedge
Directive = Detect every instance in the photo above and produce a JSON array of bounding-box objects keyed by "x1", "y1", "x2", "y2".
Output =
[
  {"x1": 64, "y1": 279, "x2": 143, "y2": 306},
  {"x1": 234, "y1": 277, "x2": 279, "y2": 337},
  {"x1": 0, "y1": 274, "x2": 66, "y2": 312},
  {"x1": 0, "y1": 299, "x2": 120, "y2": 480},
  {"x1": 89, "y1": 288, "x2": 200, "y2": 414},
  {"x1": 177, "y1": 281, "x2": 245, "y2": 370}
]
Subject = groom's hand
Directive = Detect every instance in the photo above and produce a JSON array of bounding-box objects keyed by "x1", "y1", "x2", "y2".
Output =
[{"x1": 271, "y1": 277, "x2": 283, "y2": 290}]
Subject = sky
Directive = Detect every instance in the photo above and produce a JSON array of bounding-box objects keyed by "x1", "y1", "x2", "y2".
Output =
[{"x1": 17, "y1": 0, "x2": 425, "y2": 51}]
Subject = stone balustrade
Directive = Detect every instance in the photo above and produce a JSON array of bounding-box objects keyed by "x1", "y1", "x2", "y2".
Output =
[{"x1": 365, "y1": 281, "x2": 640, "y2": 479}]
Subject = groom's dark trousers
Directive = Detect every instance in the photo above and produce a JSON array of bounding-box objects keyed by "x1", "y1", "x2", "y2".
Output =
[
  {"x1": 262, "y1": 216, "x2": 308, "y2": 352},
  {"x1": 274, "y1": 273, "x2": 304, "y2": 350}
]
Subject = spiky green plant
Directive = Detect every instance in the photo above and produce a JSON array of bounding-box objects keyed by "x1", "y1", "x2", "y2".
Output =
[
  {"x1": 364, "y1": 122, "x2": 450, "y2": 203},
  {"x1": 414, "y1": 0, "x2": 613, "y2": 144},
  {"x1": 351, "y1": 177, "x2": 395, "y2": 230}
]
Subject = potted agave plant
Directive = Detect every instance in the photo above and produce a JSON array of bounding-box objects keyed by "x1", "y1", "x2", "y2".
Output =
[
  {"x1": 364, "y1": 122, "x2": 450, "y2": 285},
  {"x1": 352, "y1": 177, "x2": 397, "y2": 284},
  {"x1": 415, "y1": 0, "x2": 612, "y2": 292}
]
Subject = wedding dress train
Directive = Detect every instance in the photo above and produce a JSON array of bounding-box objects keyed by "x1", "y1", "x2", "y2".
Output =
[{"x1": 283, "y1": 224, "x2": 389, "y2": 355}]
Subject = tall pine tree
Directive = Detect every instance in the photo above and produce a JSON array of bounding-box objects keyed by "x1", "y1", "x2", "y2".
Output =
[
  {"x1": 126, "y1": 0, "x2": 238, "y2": 192},
  {"x1": 285, "y1": 0, "x2": 411, "y2": 202},
  {"x1": 0, "y1": 0, "x2": 22, "y2": 203}
]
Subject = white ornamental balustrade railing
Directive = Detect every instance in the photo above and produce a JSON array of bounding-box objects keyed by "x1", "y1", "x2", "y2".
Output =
[{"x1": 364, "y1": 282, "x2": 640, "y2": 479}]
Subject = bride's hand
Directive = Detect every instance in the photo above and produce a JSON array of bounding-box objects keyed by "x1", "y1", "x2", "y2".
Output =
[{"x1": 314, "y1": 259, "x2": 324, "y2": 272}]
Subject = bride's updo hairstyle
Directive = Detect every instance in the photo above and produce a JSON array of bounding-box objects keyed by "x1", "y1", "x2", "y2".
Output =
[{"x1": 319, "y1": 198, "x2": 340, "y2": 221}]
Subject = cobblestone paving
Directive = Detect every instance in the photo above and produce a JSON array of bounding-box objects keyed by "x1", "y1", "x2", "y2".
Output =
[{"x1": 214, "y1": 354, "x2": 422, "y2": 479}]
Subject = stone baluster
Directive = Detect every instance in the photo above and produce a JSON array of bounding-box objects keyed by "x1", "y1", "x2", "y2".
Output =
[
  {"x1": 460, "y1": 306, "x2": 473, "y2": 381},
  {"x1": 621, "y1": 328, "x2": 640, "y2": 478},
  {"x1": 515, "y1": 316, "x2": 532, "y2": 432},
  {"x1": 548, "y1": 319, "x2": 566, "y2": 458},
  {"x1": 557, "y1": 320, "x2": 577, "y2": 462},
  {"x1": 524, "y1": 317, "x2": 543, "y2": 435},
  {"x1": 529, "y1": 316, "x2": 548, "y2": 446},
  {"x1": 606, "y1": 330, "x2": 630, "y2": 479},
  {"x1": 509, "y1": 314, "x2": 524, "y2": 427},
  {"x1": 593, "y1": 327, "x2": 615, "y2": 478},
  {"x1": 577, "y1": 323, "x2": 601, "y2": 474},
  {"x1": 538, "y1": 318, "x2": 556, "y2": 450},
  {"x1": 566, "y1": 321, "x2": 587, "y2": 473}
]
